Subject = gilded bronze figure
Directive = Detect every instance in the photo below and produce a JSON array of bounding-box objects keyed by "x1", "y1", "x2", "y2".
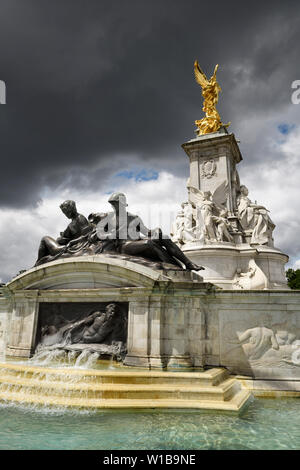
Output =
[{"x1": 194, "y1": 61, "x2": 230, "y2": 135}]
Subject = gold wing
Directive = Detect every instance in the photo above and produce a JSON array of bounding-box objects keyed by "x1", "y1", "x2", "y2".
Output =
[
  {"x1": 194, "y1": 60, "x2": 209, "y2": 88},
  {"x1": 211, "y1": 64, "x2": 219, "y2": 81}
]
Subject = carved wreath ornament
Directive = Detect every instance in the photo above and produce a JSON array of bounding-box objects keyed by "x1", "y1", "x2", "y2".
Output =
[{"x1": 201, "y1": 160, "x2": 217, "y2": 179}]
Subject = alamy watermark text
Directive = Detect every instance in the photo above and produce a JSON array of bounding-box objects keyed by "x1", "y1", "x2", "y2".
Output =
[
  {"x1": 291, "y1": 80, "x2": 300, "y2": 104},
  {"x1": 0, "y1": 80, "x2": 6, "y2": 104}
]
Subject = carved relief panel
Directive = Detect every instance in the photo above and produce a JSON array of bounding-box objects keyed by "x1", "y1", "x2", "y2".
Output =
[{"x1": 200, "y1": 159, "x2": 217, "y2": 179}]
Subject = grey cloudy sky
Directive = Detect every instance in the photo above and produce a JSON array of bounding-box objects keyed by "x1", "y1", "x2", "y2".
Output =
[{"x1": 0, "y1": 0, "x2": 300, "y2": 280}]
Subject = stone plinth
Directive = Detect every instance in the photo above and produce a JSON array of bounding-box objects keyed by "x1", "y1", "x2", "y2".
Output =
[
  {"x1": 0, "y1": 255, "x2": 208, "y2": 369},
  {"x1": 172, "y1": 128, "x2": 289, "y2": 290},
  {"x1": 183, "y1": 242, "x2": 289, "y2": 290},
  {"x1": 0, "y1": 256, "x2": 299, "y2": 393},
  {"x1": 182, "y1": 127, "x2": 242, "y2": 217}
]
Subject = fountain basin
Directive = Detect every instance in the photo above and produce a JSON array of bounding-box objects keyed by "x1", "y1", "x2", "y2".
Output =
[{"x1": 0, "y1": 397, "x2": 299, "y2": 450}]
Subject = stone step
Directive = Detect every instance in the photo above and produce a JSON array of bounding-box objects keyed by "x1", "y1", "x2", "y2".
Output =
[
  {"x1": 0, "y1": 363, "x2": 228, "y2": 386},
  {"x1": 0, "y1": 363, "x2": 252, "y2": 412},
  {"x1": 0, "y1": 375, "x2": 238, "y2": 401},
  {"x1": 0, "y1": 389, "x2": 252, "y2": 412}
]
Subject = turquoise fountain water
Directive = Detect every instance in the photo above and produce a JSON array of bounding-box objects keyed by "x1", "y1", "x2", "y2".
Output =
[
  {"x1": 0, "y1": 398, "x2": 299, "y2": 450},
  {"x1": 0, "y1": 352, "x2": 299, "y2": 450}
]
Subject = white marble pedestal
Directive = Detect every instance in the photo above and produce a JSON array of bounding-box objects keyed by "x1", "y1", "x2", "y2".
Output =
[{"x1": 183, "y1": 241, "x2": 289, "y2": 290}]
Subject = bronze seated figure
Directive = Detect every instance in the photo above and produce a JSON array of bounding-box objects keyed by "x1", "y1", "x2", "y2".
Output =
[
  {"x1": 36, "y1": 200, "x2": 92, "y2": 266},
  {"x1": 35, "y1": 193, "x2": 204, "y2": 272}
]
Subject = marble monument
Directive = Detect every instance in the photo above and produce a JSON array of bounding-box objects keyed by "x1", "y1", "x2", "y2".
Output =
[
  {"x1": 0, "y1": 61, "x2": 298, "y2": 400},
  {"x1": 171, "y1": 119, "x2": 288, "y2": 289}
]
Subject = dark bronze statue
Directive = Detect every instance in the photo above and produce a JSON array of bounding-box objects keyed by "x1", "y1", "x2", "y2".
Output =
[
  {"x1": 34, "y1": 194, "x2": 204, "y2": 271},
  {"x1": 96, "y1": 192, "x2": 204, "y2": 271},
  {"x1": 35, "y1": 200, "x2": 92, "y2": 266}
]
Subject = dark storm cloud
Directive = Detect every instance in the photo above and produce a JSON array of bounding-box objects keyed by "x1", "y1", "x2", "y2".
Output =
[{"x1": 0, "y1": 0, "x2": 299, "y2": 207}]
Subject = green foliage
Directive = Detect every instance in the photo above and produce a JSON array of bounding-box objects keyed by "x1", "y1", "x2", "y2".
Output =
[{"x1": 286, "y1": 268, "x2": 300, "y2": 289}]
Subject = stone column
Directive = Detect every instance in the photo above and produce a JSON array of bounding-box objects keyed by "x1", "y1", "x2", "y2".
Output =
[
  {"x1": 124, "y1": 298, "x2": 151, "y2": 368},
  {"x1": 147, "y1": 297, "x2": 166, "y2": 368},
  {"x1": 6, "y1": 290, "x2": 39, "y2": 358},
  {"x1": 124, "y1": 295, "x2": 169, "y2": 369},
  {"x1": 188, "y1": 296, "x2": 206, "y2": 368},
  {"x1": 124, "y1": 284, "x2": 198, "y2": 369},
  {"x1": 0, "y1": 289, "x2": 12, "y2": 357},
  {"x1": 163, "y1": 295, "x2": 193, "y2": 368}
]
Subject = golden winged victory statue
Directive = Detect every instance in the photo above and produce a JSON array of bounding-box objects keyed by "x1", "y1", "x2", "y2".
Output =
[{"x1": 194, "y1": 61, "x2": 230, "y2": 136}]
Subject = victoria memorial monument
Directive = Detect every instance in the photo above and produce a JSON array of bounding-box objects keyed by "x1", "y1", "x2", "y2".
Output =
[{"x1": 0, "y1": 61, "x2": 299, "y2": 406}]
